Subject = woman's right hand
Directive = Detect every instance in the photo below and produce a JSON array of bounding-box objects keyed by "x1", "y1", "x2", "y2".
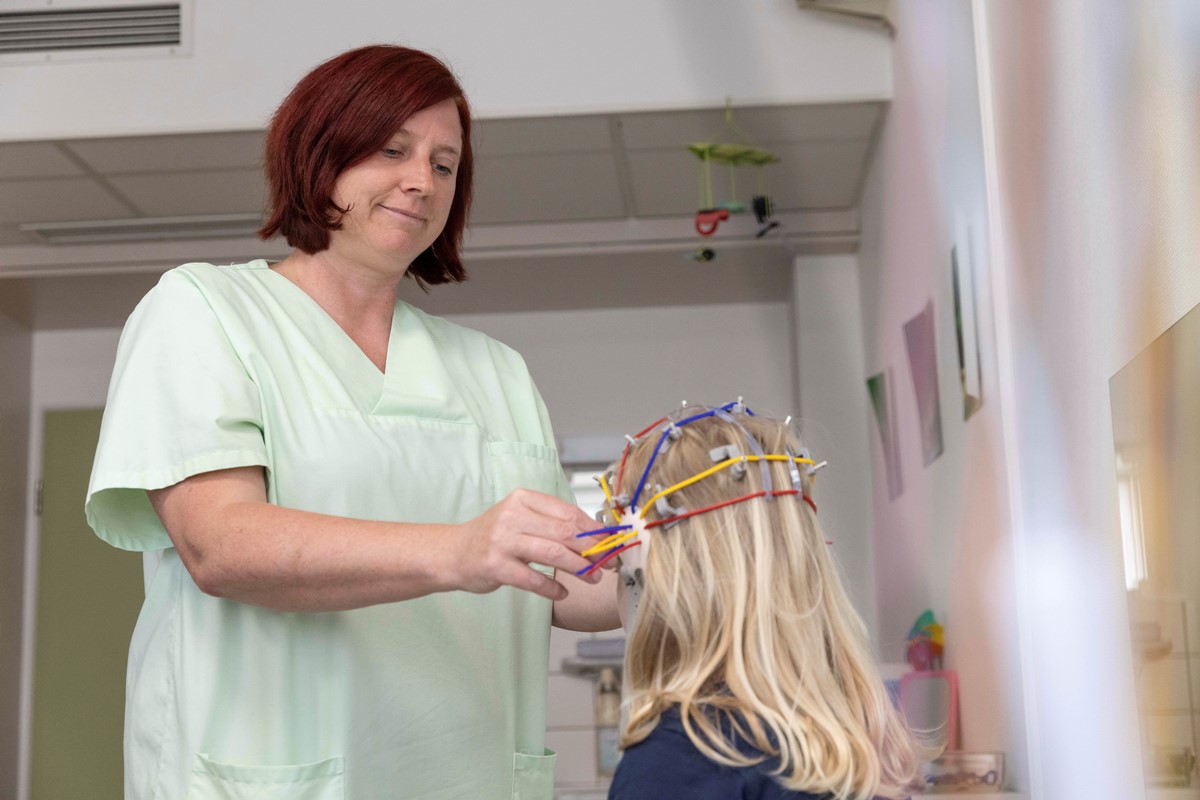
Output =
[{"x1": 451, "y1": 489, "x2": 603, "y2": 601}]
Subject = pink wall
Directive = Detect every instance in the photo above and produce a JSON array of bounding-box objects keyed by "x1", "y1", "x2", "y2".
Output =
[{"x1": 856, "y1": 0, "x2": 1028, "y2": 789}]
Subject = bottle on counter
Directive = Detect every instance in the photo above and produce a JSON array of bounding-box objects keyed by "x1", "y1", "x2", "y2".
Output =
[{"x1": 595, "y1": 666, "x2": 622, "y2": 778}]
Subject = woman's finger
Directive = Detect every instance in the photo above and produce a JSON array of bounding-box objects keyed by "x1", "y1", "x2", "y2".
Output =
[
  {"x1": 508, "y1": 492, "x2": 603, "y2": 555},
  {"x1": 500, "y1": 561, "x2": 568, "y2": 602},
  {"x1": 512, "y1": 535, "x2": 598, "y2": 581},
  {"x1": 514, "y1": 489, "x2": 598, "y2": 531}
]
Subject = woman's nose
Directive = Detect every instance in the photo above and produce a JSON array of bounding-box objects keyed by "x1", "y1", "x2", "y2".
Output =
[{"x1": 400, "y1": 161, "x2": 433, "y2": 194}]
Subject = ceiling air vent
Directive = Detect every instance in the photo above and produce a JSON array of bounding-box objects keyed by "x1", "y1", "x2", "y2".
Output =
[
  {"x1": 0, "y1": 3, "x2": 181, "y2": 55},
  {"x1": 21, "y1": 213, "x2": 263, "y2": 244}
]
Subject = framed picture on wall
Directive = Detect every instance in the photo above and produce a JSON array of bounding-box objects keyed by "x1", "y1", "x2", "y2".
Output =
[
  {"x1": 952, "y1": 213, "x2": 984, "y2": 420},
  {"x1": 904, "y1": 300, "x2": 944, "y2": 466},
  {"x1": 867, "y1": 369, "x2": 904, "y2": 500}
]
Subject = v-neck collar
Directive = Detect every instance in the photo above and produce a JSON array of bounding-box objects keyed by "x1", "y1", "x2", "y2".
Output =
[
  {"x1": 252, "y1": 260, "x2": 472, "y2": 422},
  {"x1": 259, "y1": 259, "x2": 396, "y2": 375}
]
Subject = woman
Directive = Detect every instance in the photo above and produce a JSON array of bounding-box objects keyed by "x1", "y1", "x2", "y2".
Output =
[{"x1": 86, "y1": 45, "x2": 618, "y2": 799}]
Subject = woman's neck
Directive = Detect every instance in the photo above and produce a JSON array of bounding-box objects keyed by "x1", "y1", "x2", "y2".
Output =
[
  {"x1": 271, "y1": 250, "x2": 403, "y2": 372},
  {"x1": 272, "y1": 250, "x2": 402, "y2": 328}
]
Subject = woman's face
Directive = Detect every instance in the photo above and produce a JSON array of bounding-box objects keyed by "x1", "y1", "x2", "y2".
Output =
[{"x1": 328, "y1": 98, "x2": 463, "y2": 274}]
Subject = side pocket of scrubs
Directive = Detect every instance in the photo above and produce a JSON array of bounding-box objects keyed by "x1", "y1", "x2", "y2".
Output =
[
  {"x1": 186, "y1": 753, "x2": 344, "y2": 800},
  {"x1": 511, "y1": 748, "x2": 556, "y2": 800}
]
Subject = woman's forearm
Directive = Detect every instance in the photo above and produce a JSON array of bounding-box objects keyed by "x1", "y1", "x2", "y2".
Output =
[
  {"x1": 151, "y1": 466, "x2": 601, "y2": 612},
  {"x1": 192, "y1": 500, "x2": 459, "y2": 612}
]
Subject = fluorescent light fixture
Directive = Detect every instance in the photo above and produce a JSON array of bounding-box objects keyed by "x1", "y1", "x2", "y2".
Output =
[{"x1": 21, "y1": 213, "x2": 263, "y2": 244}]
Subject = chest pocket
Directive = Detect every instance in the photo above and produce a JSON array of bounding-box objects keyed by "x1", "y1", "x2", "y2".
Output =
[
  {"x1": 487, "y1": 441, "x2": 565, "y2": 501},
  {"x1": 488, "y1": 441, "x2": 569, "y2": 579}
]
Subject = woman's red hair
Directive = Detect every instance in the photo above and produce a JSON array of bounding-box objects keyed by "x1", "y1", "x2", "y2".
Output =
[{"x1": 258, "y1": 45, "x2": 473, "y2": 288}]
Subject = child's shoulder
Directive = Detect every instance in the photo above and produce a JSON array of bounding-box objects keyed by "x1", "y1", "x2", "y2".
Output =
[
  {"x1": 609, "y1": 707, "x2": 830, "y2": 800},
  {"x1": 609, "y1": 709, "x2": 744, "y2": 800}
]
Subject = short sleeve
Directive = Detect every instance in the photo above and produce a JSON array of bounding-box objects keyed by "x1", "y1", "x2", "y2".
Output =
[{"x1": 85, "y1": 268, "x2": 268, "y2": 551}]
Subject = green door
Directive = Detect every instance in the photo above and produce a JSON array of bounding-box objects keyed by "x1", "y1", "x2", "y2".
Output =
[{"x1": 31, "y1": 409, "x2": 144, "y2": 799}]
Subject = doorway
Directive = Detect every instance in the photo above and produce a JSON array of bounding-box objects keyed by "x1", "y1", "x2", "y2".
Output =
[{"x1": 30, "y1": 409, "x2": 143, "y2": 799}]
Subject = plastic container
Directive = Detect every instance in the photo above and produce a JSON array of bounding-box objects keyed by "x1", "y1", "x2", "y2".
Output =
[{"x1": 595, "y1": 667, "x2": 622, "y2": 777}]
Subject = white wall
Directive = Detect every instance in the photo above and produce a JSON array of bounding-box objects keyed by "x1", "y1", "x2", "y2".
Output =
[
  {"x1": 453, "y1": 302, "x2": 796, "y2": 438},
  {"x1": 792, "y1": 253, "x2": 877, "y2": 640},
  {"x1": 978, "y1": 1, "x2": 1200, "y2": 797},
  {"x1": 855, "y1": 0, "x2": 1028, "y2": 789},
  {"x1": 29, "y1": 303, "x2": 796, "y2": 427},
  {"x1": 28, "y1": 328, "x2": 122, "y2": 410},
  {"x1": 2, "y1": 0, "x2": 891, "y2": 141}
]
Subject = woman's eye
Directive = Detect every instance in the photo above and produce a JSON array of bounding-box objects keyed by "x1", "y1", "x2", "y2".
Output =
[
  {"x1": 434, "y1": 163, "x2": 455, "y2": 176},
  {"x1": 382, "y1": 147, "x2": 403, "y2": 158}
]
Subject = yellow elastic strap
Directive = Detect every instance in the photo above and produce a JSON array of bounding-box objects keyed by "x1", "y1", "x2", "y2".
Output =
[
  {"x1": 582, "y1": 531, "x2": 639, "y2": 558},
  {"x1": 599, "y1": 472, "x2": 617, "y2": 509},
  {"x1": 639, "y1": 455, "x2": 815, "y2": 519}
]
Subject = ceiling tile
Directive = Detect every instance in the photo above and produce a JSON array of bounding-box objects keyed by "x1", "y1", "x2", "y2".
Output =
[
  {"x1": 0, "y1": 143, "x2": 84, "y2": 180},
  {"x1": 767, "y1": 140, "x2": 872, "y2": 210},
  {"x1": 0, "y1": 224, "x2": 40, "y2": 245},
  {"x1": 618, "y1": 109, "x2": 728, "y2": 151},
  {"x1": 626, "y1": 148, "x2": 725, "y2": 217},
  {"x1": 0, "y1": 178, "x2": 131, "y2": 225},
  {"x1": 64, "y1": 131, "x2": 265, "y2": 175},
  {"x1": 618, "y1": 102, "x2": 882, "y2": 149},
  {"x1": 727, "y1": 103, "x2": 882, "y2": 143},
  {"x1": 108, "y1": 169, "x2": 267, "y2": 216},
  {"x1": 475, "y1": 115, "x2": 612, "y2": 157},
  {"x1": 472, "y1": 153, "x2": 624, "y2": 224}
]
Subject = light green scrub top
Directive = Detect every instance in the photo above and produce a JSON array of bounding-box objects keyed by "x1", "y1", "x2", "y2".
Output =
[{"x1": 86, "y1": 261, "x2": 571, "y2": 800}]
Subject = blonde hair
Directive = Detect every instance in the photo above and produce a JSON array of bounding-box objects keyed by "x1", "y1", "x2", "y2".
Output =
[{"x1": 614, "y1": 409, "x2": 922, "y2": 799}]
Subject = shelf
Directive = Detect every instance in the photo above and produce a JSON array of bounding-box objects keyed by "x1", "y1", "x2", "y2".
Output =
[
  {"x1": 560, "y1": 656, "x2": 623, "y2": 678},
  {"x1": 1147, "y1": 789, "x2": 1200, "y2": 800}
]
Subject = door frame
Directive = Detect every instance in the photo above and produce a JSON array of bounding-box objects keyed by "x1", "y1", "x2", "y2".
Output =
[{"x1": 18, "y1": 329, "x2": 124, "y2": 800}]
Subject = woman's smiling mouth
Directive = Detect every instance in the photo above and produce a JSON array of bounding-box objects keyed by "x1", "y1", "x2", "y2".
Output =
[{"x1": 380, "y1": 204, "x2": 426, "y2": 222}]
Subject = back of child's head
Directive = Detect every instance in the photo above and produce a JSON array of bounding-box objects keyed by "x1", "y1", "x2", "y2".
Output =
[{"x1": 607, "y1": 403, "x2": 922, "y2": 799}]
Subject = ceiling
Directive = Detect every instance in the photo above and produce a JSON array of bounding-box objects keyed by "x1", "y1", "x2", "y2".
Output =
[
  {"x1": 0, "y1": 101, "x2": 883, "y2": 325},
  {"x1": 0, "y1": 101, "x2": 883, "y2": 243}
]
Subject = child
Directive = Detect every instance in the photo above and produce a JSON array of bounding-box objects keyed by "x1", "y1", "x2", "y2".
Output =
[{"x1": 578, "y1": 402, "x2": 923, "y2": 799}]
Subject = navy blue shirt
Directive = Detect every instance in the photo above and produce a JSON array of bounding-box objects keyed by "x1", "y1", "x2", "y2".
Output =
[{"x1": 608, "y1": 707, "x2": 828, "y2": 800}]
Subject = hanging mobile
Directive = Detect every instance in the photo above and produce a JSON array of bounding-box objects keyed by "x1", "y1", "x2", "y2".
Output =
[
  {"x1": 752, "y1": 166, "x2": 779, "y2": 238},
  {"x1": 687, "y1": 99, "x2": 780, "y2": 238},
  {"x1": 692, "y1": 149, "x2": 729, "y2": 236}
]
